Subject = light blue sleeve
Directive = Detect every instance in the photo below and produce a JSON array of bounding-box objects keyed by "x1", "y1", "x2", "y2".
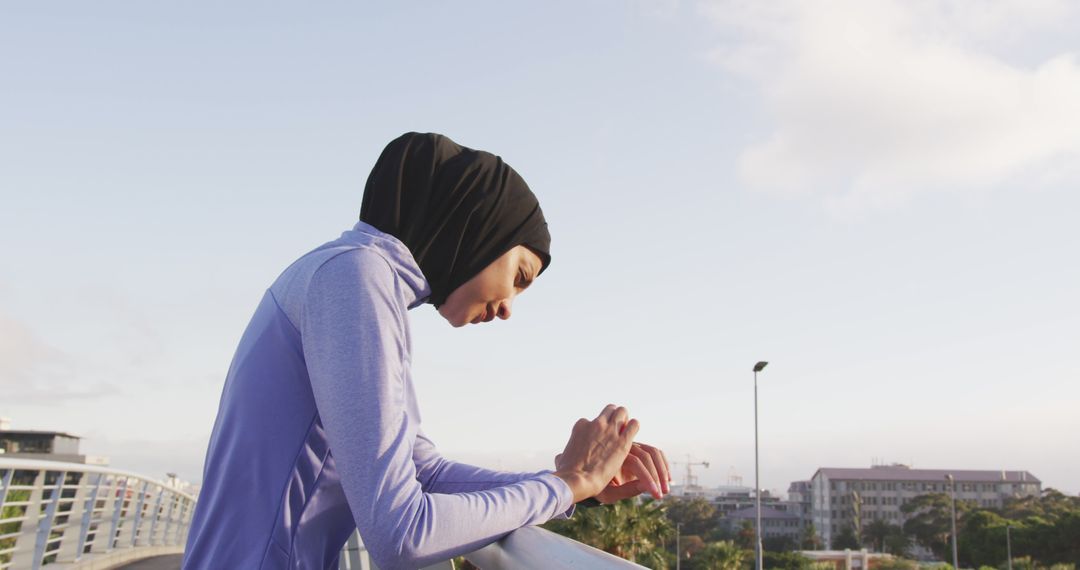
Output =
[
  {"x1": 412, "y1": 429, "x2": 550, "y2": 493},
  {"x1": 300, "y1": 248, "x2": 574, "y2": 570}
]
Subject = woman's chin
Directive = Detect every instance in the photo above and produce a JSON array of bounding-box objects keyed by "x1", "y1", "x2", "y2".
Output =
[{"x1": 441, "y1": 312, "x2": 470, "y2": 328}]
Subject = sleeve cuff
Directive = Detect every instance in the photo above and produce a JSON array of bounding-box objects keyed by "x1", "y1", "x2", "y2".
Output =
[{"x1": 536, "y1": 471, "x2": 576, "y2": 520}]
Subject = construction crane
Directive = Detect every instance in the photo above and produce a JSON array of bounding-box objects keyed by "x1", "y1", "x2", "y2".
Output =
[{"x1": 671, "y1": 455, "x2": 710, "y2": 493}]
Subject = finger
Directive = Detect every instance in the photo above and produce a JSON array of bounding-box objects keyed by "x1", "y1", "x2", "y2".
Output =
[
  {"x1": 623, "y1": 452, "x2": 662, "y2": 499},
  {"x1": 640, "y1": 444, "x2": 671, "y2": 494},
  {"x1": 620, "y1": 418, "x2": 641, "y2": 445},
  {"x1": 658, "y1": 447, "x2": 672, "y2": 482},
  {"x1": 630, "y1": 445, "x2": 663, "y2": 497},
  {"x1": 610, "y1": 406, "x2": 629, "y2": 431},
  {"x1": 596, "y1": 404, "x2": 617, "y2": 421},
  {"x1": 598, "y1": 483, "x2": 643, "y2": 504}
]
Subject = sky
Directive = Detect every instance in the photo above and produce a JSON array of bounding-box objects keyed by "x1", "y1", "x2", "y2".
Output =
[{"x1": 1, "y1": 0, "x2": 1078, "y2": 497}]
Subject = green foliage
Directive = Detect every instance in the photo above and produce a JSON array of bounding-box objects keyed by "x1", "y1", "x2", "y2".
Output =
[
  {"x1": 735, "y1": 520, "x2": 755, "y2": 550},
  {"x1": 763, "y1": 550, "x2": 814, "y2": 570},
  {"x1": 764, "y1": 535, "x2": 798, "y2": 552},
  {"x1": 801, "y1": 522, "x2": 823, "y2": 550},
  {"x1": 901, "y1": 492, "x2": 972, "y2": 560},
  {"x1": 955, "y1": 489, "x2": 1080, "y2": 568},
  {"x1": 832, "y1": 525, "x2": 861, "y2": 550},
  {"x1": 873, "y1": 558, "x2": 920, "y2": 570},
  {"x1": 544, "y1": 498, "x2": 673, "y2": 567},
  {"x1": 687, "y1": 540, "x2": 749, "y2": 570},
  {"x1": 666, "y1": 497, "x2": 718, "y2": 538}
]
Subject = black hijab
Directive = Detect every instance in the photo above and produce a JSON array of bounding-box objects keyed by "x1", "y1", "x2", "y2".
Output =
[{"x1": 359, "y1": 132, "x2": 551, "y2": 306}]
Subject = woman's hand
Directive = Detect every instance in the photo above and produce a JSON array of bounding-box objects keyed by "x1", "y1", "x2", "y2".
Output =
[
  {"x1": 553, "y1": 404, "x2": 647, "y2": 503},
  {"x1": 594, "y1": 442, "x2": 671, "y2": 503}
]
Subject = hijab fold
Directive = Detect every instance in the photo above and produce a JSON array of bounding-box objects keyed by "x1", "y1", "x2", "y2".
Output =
[{"x1": 360, "y1": 132, "x2": 551, "y2": 306}]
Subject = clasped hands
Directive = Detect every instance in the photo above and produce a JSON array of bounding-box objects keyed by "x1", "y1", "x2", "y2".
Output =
[{"x1": 553, "y1": 404, "x2": 671, "y2": 504}]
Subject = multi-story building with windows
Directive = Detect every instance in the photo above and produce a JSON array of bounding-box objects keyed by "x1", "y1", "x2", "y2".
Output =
[
  {"x1": 809, "y1": 464, "x2": 1041, "y2": 548},
  {"x1": 722, "y1": 505, "x2": 803, "y2": 545},
  {"x1": 787, "y1": 480, "x2": 812, "y2": 519}
]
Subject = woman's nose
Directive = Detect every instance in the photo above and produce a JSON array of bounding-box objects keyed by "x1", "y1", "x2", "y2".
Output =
[{"x1": 497, "y1": 298, "x2": 513, "y2": 320}]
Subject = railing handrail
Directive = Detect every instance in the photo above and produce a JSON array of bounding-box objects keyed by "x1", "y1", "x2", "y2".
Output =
[
  {"x1": 0, "y1": 458, "x2": 196, "y2": 502},
  {"x1": 466, "y1": 525, "x2": 647, "y2": 568}
]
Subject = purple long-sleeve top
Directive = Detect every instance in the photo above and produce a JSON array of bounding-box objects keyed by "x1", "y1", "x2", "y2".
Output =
[{"x1": 183, "y1": 221, "x2": 574, "y2": 569}]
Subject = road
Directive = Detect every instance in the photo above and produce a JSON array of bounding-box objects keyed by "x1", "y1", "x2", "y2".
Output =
[{"x1": 117, "y1": 554, "x2": 183, "y2": 569}]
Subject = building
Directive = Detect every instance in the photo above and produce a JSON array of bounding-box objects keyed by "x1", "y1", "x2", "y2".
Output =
[
  {"x1": 722, "y1": 505, "x2": 803, "y2": 545},
  {"x1": 788, "y1": 480, "x2": 812, "y2": 518},
  {"x1": 669, "y1": 483, "x2": 791, "y2": 516},
  {"x1": 0, "y1": 427, "x2": 108, "y2": 465},
  {"x1": 809, "y1": 464, "x2": 1041, "y2": 548}
]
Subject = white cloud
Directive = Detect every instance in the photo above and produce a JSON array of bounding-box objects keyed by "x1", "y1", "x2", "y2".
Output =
[{"x1": 701, "y1": 0, "x2": 1080, "y2": 214}]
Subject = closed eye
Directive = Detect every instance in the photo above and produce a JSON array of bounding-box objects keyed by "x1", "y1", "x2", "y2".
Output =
[{"x1": 517, "y1": 268, "x2": 533, "y2": 290}]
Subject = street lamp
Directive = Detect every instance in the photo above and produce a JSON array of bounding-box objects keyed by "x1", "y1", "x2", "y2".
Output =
[
  {"x1": 753, "y1": 361, "x2": 768, "y2": 570},
  {"x1": 1006, "y1": 524, "x2": 1013, "y2": 570},
  {"x1": 946, "y1": 474, "x2": 959, "y2": 569},
  {"x1": 676, "y1": 522, "x2": 682, "y2": 570}
]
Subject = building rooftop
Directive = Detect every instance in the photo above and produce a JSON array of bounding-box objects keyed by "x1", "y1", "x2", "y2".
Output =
[
  {"x1": 0, "y1": 429, "x2": 82, "y2": 439},
  {"x1": 813, "y1": 466, "x2": 1040, "y2": 484}
]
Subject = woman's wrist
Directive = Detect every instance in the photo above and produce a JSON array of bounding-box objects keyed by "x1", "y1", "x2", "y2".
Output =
[{"x1": 553, "y1": 470, "x2": 598, "y2": 503}]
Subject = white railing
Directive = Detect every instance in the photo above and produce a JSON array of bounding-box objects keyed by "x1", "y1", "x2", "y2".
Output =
[
  {"x1": 466, "y1": 526, "x2": 646, "y2": 569},
  {"x1": 0, "y1": 456, "x2": 639, "y2": 570},
  {"x1": 0, "y1": 458, "x2": 196, "y2": 570},
  {"x1": 339, "y1": 525, "x2": 646, "y2": 569}
]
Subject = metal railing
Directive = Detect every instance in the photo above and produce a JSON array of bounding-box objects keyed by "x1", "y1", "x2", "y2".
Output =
[
  {"x1": 0, "y1": 458, "x2": 196, "y2": 570},
  {"x1": 340, "y1": 525, "x2": 645, "y2": 569},
  {"x1": 1, "y1": 456, "x2": 639, "y2": 569}
]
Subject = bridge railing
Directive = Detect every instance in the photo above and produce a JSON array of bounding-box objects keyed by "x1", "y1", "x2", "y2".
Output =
[
  {"x1": 339, "y1": 524, "x2": 646, "y2": 569},
  {"x1": 0, "y1": 458, "x2": 196, "y2": 570}
]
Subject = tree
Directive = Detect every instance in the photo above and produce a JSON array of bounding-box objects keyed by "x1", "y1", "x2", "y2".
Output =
[
  {"x1": 763, "y1": 551, "x2": 814, "y2": 570},
  {"x1": 882, "y1": 528, "x2": 911, "y2": 558},
  {"x1": 872, "y1": 558, "x2": 919, "y2": 570},
  {"x1": 800, "y1": 522, "x2": 823, "y2": 550},
  {"x1": 735, "y1": 520, "x2": 756, "y2": 550},
  {"x1": 901, "y1": 493, "x2": 972, "y2": 559},
  {"x1": 957, "y1": 510, "x2": 1010, "y2": 567},
  {"x1": 832, "y1": 526, "x2": 861, "y2": 550},
  {"x1": 665, "y1": 497, "x2": 718, "y2": 538},
  {"x1": 863, "y1": 520, "x2": 893, "y2": 552},
  {"x1": 688, "y1": 540, "x2": 749, "y2": 570},
  {"x1": 544, "y1": 498, "x2": 673, "y2": 567},
  {"x1": 863, "y1": 520, "x2": 907, "y2": 554}
]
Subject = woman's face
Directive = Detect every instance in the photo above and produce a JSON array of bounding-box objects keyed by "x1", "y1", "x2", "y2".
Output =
[{"x1": 438, "y1": 245, "x2": 544, "y2": 327}]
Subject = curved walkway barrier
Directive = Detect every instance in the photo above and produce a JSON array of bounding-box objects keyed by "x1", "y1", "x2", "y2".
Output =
[
  {"x1": 0, "y1": 458, "x2": 196, "y2": 570},
  {"x1": 339, "y1": 525, "x2": 645, "y2": 570},
  {"x1": 465, "y1": 525, "x2": 646, "y2": 569}
]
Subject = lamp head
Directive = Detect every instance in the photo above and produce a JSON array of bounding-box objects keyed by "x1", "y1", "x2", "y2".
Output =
[{"x1": 753, "y1": 361, "x2": 769, "y2": 372}]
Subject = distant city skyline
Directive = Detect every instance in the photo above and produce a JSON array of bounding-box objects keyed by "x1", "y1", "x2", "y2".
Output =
[{"x1": 2, "y1": 1, "x2": 1078, "y2": 496}]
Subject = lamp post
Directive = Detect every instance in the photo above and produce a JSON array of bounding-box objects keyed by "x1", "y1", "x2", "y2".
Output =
[
  {"x1": 753, "y1": 361, "x2": 768, "y2": 570},
  {"x1": 946, "y1": 474, "x2": 959, "y2": 569},
  {"x1": 1006, "y1": 524, "x2": 1013, "y2": 570},
  {"x1": 676, "y1": 522, "x2": 681, "y2": 570}
]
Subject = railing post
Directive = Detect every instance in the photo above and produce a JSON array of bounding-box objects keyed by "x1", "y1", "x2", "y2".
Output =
[
  {"x1": 107, "y1": 478, "x2": 128, "y2": 552},
  {"x1": 131, "y1": 480, "x2": 149, "y2": 547},
  {"x1": 76, "y1": 472, "x2": 104, "y2": 560},
  {"x1": 0, "y1": 468, "x2": 12, "y2": 514},
  {"x1": 162, "y1": 492, "x2": 177, "y2": 546},
  {"x1": 148, "y1": 484, "x2": 165, "y2": 546},
  {"x1": 32, "y1": 470, "x2": 66, "y2": 570}
]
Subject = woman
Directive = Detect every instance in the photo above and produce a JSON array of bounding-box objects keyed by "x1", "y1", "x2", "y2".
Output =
[{"x1": 183, "y1": 132, "x2": 671, "y2": 569}]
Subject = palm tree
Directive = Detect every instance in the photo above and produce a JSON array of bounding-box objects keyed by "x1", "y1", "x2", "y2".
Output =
[
  {"x1": 544, "y1": 498, "x2": 673, "y2": 567},
  {"x1": 689, "y1": 540, "x2": 748, "y2": 570}
]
